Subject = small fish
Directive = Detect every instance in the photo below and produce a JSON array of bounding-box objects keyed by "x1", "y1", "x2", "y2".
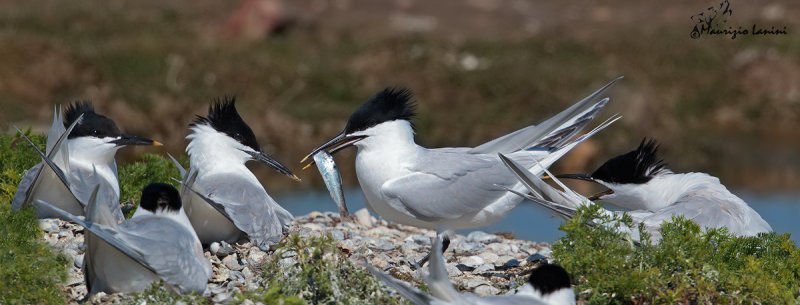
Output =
[{"x1": 313, "y1": 150, "x2": 349, "y2": 217}]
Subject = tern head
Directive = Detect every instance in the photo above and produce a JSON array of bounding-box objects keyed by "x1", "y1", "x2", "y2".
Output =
[
  {"x1": 302, "y1": 87, "x2": 415, "y2": 164},
  {"x1": 556, "y1": 138, "x2": 670, "y2": 201},
  {"x1": 140, "y1": 183, "x2": 182, "y2": 214},
  {"x1": 64, "y1": 101, "x2": 161, "y2": 149},
  {"x1": 189, "y1": 97, "x2": 299, "y2": 180},
  {"x1": 528, "y1": 264, "x2": 575, "y2": 304}
]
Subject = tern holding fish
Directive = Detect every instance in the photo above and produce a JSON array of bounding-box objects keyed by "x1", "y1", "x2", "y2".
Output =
[{"x1": 302, "y1": 79, "x2": 621, "y2": 257}]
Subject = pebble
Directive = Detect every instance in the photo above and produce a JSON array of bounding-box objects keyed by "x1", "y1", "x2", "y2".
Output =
[
  {"x1": 467, "y1": 231, "x2": 501, "y2": 244},
  {"x1": 446, "y1": 264, "x2": 463, "y2": 277},
  {"x1": 247, "y1": 248, "x2": 268, "y2": 266},
  {"x1": 474, "y1": 264, "x2": 495, "y2": 273},
  {"x1": 498, "y1": 258, "x2": 520, "y2": 270},
  {"x1": 465, "y1": 278, "x2": 491, "y2": 289},
  {"x1": 353, "y1": 208, "x2": 374, "y2": 227},
  {"x1": 329, "y1": 229, "x2": 345, "y2": 240},
  {"x1": 479, "y1": 252, "x2": 500, "y2": 265},
  {"x1": 39, "y1": 219, "x2": 59, "y2": 233},
  {"x1": 211, "y1": 292, "x2": 230, "y2": 303},
  {"x1": 369, "y1": 238, "x2": 396, "y2": 251},
  {"x1": 474, "y1": 285, "x2": 501, "y2": 296},
  {"x1": 223, "y1": 254, "x2": 244, "y2": 271},
  {"x1": 459, "y1": 255, "x2": 485, "y2": 267}
]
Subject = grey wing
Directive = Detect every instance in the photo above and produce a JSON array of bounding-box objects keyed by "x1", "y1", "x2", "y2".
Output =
[
  {"x1": 35, "y1": 199, "x2": 155, "y2": 274},
  {"x1": 119, "y1": 218, "x2": 211, "y2": 293},
  {"x1": 381, "y1": 152, "x2": 536, "y2": 221},
  {"x1": 637, "y1": 190, "x2": 771, "y2": 236},
  {"x1": 12, "y1": 163, "x2": 43, "y2": 210},
  {"x1": 470, "y1": 77, "x2": 620, "y2": 154},
  {"x1": 70, "y1": 165, "x2": 124, "y2": 222},
  {"x1": 197, "y1": 173, "x2": 285, "y2": 247},
  {"x1": 13, "y1": 127, "x2": 78, "y2": 203},
  {"x1": 178, "y1": 170, "x2": 235, "y2": 222}
]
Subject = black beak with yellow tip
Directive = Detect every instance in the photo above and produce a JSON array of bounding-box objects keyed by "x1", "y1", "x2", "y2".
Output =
[{"x1": 110, "y1": 134, "x2": 163, "y2": 147}]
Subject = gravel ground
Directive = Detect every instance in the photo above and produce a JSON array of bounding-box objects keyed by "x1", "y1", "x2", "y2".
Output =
[{"x1": 41, "y1": 208, "x2": 553, "y2": 304}]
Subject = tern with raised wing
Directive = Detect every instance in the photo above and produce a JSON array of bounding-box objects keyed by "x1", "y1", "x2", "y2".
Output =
[
  {"x1": 13, "y1": 102, "x2": 161, "y2": 221},
  {"x1": 178, "y1": 98, "x2": 299, "y2": 248},
  {"x1": 38, "y1": 182, "x2": 211, "y2": 295},
  {"x1": 302, "y1": 79, "x2": 621, "y2": 256},
  {"x1": 499, "y1": 139, "x2": 772, "y2": 242}
]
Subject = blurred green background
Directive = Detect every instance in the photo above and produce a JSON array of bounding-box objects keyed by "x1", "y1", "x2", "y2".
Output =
[{"x1": 1, "y1": 0, "x2": 799, "y2": 193}]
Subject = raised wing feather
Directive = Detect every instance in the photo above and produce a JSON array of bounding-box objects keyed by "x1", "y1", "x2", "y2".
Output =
[
  {"x1": 194, "y1": 172, "x2": 285, "y2": 247},
  {"x1": 12, "y1": 114, "x2": 82, "y2": 209},
  {"x1": 470, "y1": 77, "x2": 620, "y2": 154}
]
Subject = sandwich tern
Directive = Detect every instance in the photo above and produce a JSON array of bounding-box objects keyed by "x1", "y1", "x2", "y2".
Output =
[
  {"x1": 499, "y1": 139, "x2": 772, "y2": 242},
  {"x1": 13, "y1": 102, "x2": 160, "y2": 221},
  {"x1": 37, "y1": 182, "x2": 211, "y2": 295},
  {"x1": 301, "y1": 79, "x2": 620, "y2": 253},
  {"x1": 367, "y1": 233, "x2": 575, "y2": 305},
  {"x1": 178, "y1": 98, "x2": 299, "y2": 248}
]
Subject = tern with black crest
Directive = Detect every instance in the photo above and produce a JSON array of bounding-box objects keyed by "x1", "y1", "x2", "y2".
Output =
[
  {"x1": 302, "y1": 78, "x2": 621, "y2": 258},
  {"x1": 13, "y1": 102, "x2": 161, "y2": 221},
  {"x1": 177, "y1": 98, "x2": 299, "y2": 249},
  {"x1": 510, "y1": 138, "x2": 772, "y2": 241}
]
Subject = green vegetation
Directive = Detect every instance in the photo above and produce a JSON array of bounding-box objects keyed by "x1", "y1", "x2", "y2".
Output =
[
  {"x1": 118, "y1": 153, "x2": 184, "y2": 218},
  {"x1": 553, "y1": 203, "x2": 800, "y2": 304},
  {"x1": 0, "y1": 132, "x2": 70, "y2": 304},
  {"x1": 235, "y1": 234, "x2": 409, "y2": 305},
  {"x1": 121, "y1": 281, "x2": 209, "y2": 305}
]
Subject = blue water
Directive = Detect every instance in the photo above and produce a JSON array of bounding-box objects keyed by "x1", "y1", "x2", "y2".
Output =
[{"x1": 275, "y1": 188, "x2": 799, "y2": 245}]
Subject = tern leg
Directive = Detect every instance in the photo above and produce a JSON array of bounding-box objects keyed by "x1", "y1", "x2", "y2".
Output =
[{"x1": 412, "y1": 236, "x2": 450, "y2": 270}]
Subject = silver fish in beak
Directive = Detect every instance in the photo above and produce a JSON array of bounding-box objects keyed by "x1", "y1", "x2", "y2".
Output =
[{"x1": 312, "y1": 150, "x2": 349, "y2": 217}]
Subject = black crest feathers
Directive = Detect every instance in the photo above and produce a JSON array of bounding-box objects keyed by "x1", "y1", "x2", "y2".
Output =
[
  {"x1": 528, "y1": 264, "x2": 572, "y2": 296},
  {"x1": 140, "y1": 183, "x2": 182, "y2": 213},
  {"x1": 192, "y1": 96, "x2": 261, "y2": 151},
  {"x1": 344, "y1": 87, "x2": 416, "y2": 134},
  {"x1": 591, "y1": 138, "x2": 669, "y2": 184},
  {"x1": 64, "y1": 101, "x2": 95, "y2": 126},
  {"x1": 63, "y1": 101, "x2": 122, "y2": 139}
]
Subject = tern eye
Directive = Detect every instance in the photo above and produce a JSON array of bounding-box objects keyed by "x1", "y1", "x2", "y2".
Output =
[{"x1": 234, "y1": 133, "x2": 243, "y2": 141}]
